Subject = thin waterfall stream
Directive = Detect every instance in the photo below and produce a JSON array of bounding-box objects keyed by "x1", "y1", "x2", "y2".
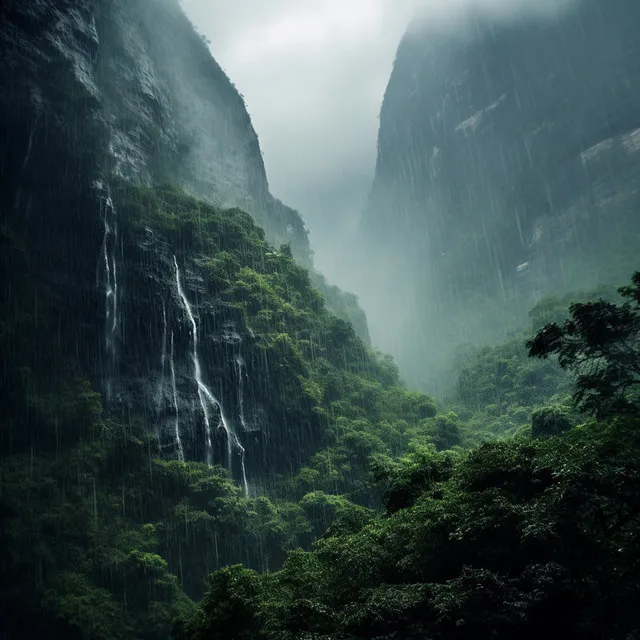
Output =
[
  {"x1": 98, "y1": 183, "x2": 119, "y2": 402},
  {"x1": 156, "y1": 300, "x2": 168, "y2": 448},
  {"x1": 173, "y1": 255, "x2": 248, "y2": 493}
]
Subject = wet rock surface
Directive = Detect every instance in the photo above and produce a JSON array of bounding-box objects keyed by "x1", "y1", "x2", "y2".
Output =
[
  {"x1": 356, "y1": 0, "x2": 640, "y2": 389},
  {"x1": 0, "y1": 0, "x2": 315, "y2": 485}
]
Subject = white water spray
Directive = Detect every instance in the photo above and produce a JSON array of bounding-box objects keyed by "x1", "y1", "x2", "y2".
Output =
[
  {"x1": 98, "y1": 185, "x2": 119, "y2": 401},
  {"x1": 169, "y1": 331, "x2": 185, "y2": 462},
  {"x1": 234, "y1": 354, "x2": 250, "y2": 496},
  {"x1": 172, "y1": 256, "x2": 248, "y2": 493},
  {"x1": 235, "y1": 355, "x2": 248, "y2": 431},
  {"x1": 234, "y1": 432, "x2": 249, "y2": 497}
]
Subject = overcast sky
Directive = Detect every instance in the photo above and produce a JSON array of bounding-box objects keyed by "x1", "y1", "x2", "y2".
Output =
[
  {"x1": 180, "y1": 0, "x2": 421, "y2": 272},
  {"x1": 180, "y1": 0, "x2": 577, "y2": 274}
]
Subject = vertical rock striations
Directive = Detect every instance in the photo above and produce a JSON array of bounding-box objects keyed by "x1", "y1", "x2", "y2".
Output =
[
  {"x1": 356, "y1": 0, "x2": 640, "y2": 390},
  {"x1": 0, "y1": 0, "x2": 363, "y2": 487}
]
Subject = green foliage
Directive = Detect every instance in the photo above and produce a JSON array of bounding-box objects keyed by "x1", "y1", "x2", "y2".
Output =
[
  {"x1": 309, "y1": 270, "x2": 371, "y2": 345},
  {"x1": 299, "y1": 491, "x2": 375, "y2": 537},
  {"x1": 43, "y1": 573, "x2": 126, "y2": 640},
  {"x1": 456, "y1": 338, "x2": 567, "y2": 411},
  {"x1": 186, "y1": 566, "x2": 265, "y2": 640},
  {"x1": 114, "y1": 181, "x2": 266, "y2": 256},
  {"x1": 450, "y1": 335, "x2": 570, "y2": 444},
  {"x1": 186, "y1": 419, "x2": 640, "y2": 640},
  {"x1": 28, "y1": 376, "x2": 105, "y2": 443},
  {"x1": 412, "y1": 411, "x2": 462, "y2": 451},
  {"x1": 445, "y1": 291, "x2": 619, "y2": 443},
  {"x1": 527, "y1": 272, "x2": 640, "y2": 418},
  {"x1": 531, "y1": 405, "x2": 575, "y2": 438},
  {"x1": 371, "y1": 444, "x2": 455, "y2": 513}
]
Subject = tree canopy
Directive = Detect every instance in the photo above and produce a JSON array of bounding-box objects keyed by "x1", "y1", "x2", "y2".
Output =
[{"x1": 527, "y1": 272, "x2": 640, "y2": 419}]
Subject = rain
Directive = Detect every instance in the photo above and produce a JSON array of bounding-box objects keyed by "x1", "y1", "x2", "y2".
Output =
[{"x1": 1, "y1": 0, "x2": 639, "y2": 638}]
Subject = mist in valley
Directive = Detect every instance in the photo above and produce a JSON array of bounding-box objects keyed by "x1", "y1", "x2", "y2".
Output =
[
  {"x1": 2, "y1": 0, "x2": 640, "y2": 637},
  {"x1": 183, "y1": 0, "x2": 640, "y2": 397}
]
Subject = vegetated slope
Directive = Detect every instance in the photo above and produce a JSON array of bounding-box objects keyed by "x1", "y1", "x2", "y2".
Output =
[
  {"x1": 0, "y1": 183, "x2": 440, "y2": 638},
  {"x1": 354, "y1": 0, "x2": 640, "y2": 392},
  {"x1": 184, "y1": 420, "x2": 640, "y2": 640},
  {"x1": 0, "y1": 0, "x2": 370, "y2": 348},
  {"x1": 181, "y1": 273, "x2": 640, "y2": 640},
  {"x1": 447, "y1": 286, "x2": 624, "y2": 445}
]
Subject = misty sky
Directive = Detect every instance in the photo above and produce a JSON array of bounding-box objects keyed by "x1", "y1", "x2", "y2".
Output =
[
  {"x1": 180, "y1": 0, "x2": 577, "y2": 278},
  {"x1": 180, "y1": 0, "x2": 422, "y2": 275}
]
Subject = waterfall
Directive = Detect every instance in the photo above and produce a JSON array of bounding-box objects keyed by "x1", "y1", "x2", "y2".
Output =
[
  {"x1": 235, "y1": 356, "x2": 247, "y2": 431},
  {"x1": 98, "y1": 184, "x2": 119, "y2": 402},
  {"x1": 235, "y1": 355, "x2": 250, "y2": 496},
  {"x1": 173, "y1": 255, "x2": 214, "y2": 466},
  {"x1": 235, "y1": 355, "x2": 248, "y2": 431},
  {"x1": 170, "y1": 331, "x2": 185, "y2": 462},
  {"x1": 172, "y1": 256, "x2": 248, "y2": 494},
  {"x1": 234, "y1": 432, "x2": 249, "y2": 497}
]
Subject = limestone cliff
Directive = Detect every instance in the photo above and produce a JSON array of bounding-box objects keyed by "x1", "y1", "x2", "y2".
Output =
[
  {"x1": 0, "y1": 0, "x2": 371, "y2": 487},
  {"x1": 356, "y1": 0, "x2": 640, "y2": 390}
]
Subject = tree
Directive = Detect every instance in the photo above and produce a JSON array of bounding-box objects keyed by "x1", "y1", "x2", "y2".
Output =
[
  {"x1": 526, "y1": 272, "x2": 640, "y2": 419},
  {"x1": 187, "y1": 566, "x2": 264, "y2": 640},
  {"x1": 531, "y1": 405, "x2": 574, "y2": 438}
]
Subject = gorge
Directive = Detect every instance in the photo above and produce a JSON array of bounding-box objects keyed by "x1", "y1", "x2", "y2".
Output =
[
  {"x1": 349, "y1": 0, "x2": 640, "y2": 392},
  {"x1": 1, "y1": 1, "x2": 640, "y2": 639}
]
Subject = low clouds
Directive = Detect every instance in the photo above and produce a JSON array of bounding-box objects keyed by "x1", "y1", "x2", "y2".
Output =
[
  {"x1": 411, "y1": 0, "x2": 578, "y2": 32},
  {"x1": 180, "y1": 0, "x2": 579, "y2": 277}
]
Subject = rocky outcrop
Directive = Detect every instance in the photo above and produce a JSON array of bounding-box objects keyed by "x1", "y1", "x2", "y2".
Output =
[
  {"x1": 0, "y1": 0, "x2": 310, "y2": 260},
  {"x1": 0, "y1": 0, "x2": 359, "y2": 486},
  {"x1": 356, "y1": 0, "x2": 640, "y2": 391},
  {"x1": 95, "y1": 186, "x2": 279, "y2": 487}
]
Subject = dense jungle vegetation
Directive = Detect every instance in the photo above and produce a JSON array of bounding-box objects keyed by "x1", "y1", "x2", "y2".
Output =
[{"x1": 1, "y1": 185, "x2": 639, "y2": 639}]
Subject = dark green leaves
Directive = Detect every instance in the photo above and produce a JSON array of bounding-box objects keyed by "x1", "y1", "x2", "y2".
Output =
[{"x1": 527, "y1": 272, "x2": 640, "y2": 419}]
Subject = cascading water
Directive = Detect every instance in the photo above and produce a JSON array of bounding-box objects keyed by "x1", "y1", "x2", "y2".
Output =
[
  {"x1": 235, "y1": 355, "x2": 248, "y2": 432},
  {"x1": 172, "y1": 255, "x2": 248, "y2": 493},
  {"x1": 233, "y1": 431, "x2": 249, "y2": 497},
  {"x1": 234, "y1": 354, "x2": 250, "y2": 497},
  {"x1": 97, "y1": 183, "x2": 120, "y2": 402},
  {"x1": 173, "y1": 255, "x2": 214, "y2": 466},
  {"x1": 169, "y1": 331, "x2": 185, "y2": 462}
]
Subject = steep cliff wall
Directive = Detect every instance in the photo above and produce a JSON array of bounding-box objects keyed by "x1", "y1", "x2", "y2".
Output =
[
  {"x1": 1, "y1": 0, "x2": 310, "y2": 260},
  {"x1": 357, "y1": 0, "x2": 640, "y2": 391},
  {"x1": 0, "y1": 0, "x2": 372, "y2": 486}
]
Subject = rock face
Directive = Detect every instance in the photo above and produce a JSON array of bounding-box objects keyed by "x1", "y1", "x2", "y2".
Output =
[
  {"x1": 92, "y1": 184, "x2": 304, "y2": 488},
  {"x1": 1, "y1": 0, "x2": 309, "y2": 260},
  {"x1": 356, "y1": 0, "x2": 640, "y2": 391},
  {"x1": 95, "y1": 188, "x2": 255, "y2": 478},
  {"x1": 0, "y1": 0, "x2": 358, "y2": 486}
]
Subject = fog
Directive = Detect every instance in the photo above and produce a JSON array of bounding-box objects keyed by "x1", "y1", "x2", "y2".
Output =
[
  {"x1": 180, "y1": 0, "x2": 577, "y2": 277},
  {"x1": 180, "y1": 0, "x2": 639, "y2": 396}
]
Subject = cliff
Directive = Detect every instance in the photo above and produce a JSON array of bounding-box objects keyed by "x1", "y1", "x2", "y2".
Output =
[
  {"x1": 1, "y1": 0, "x2": 312, "y2": 257},
  {"x1": 0, "y1": 0, "x2": 373, "y2": 485},
  {"x1": 356, "y1": 0, "x2": 640, "y2": 390}
]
